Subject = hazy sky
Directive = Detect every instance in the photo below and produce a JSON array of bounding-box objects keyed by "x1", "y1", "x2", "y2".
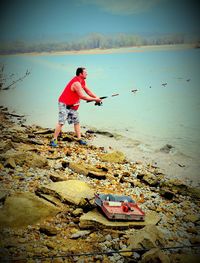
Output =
[{"x1": 0, "y1": 0, "x2": 199, "y2": 41}]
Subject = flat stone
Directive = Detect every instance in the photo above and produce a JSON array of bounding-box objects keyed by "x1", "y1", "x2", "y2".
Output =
[
  {"x1": 49, "y1": 173, "x2": 69, "y2": 182},
  {"x1": 69, "y1": 162, "x2": 88, "y2": 176},
  {"x1": 70, "y1": 230, "x2": 91, "y2": 239},
  {"x1": 39, "y1": 225, "x2": 58, "y2": 236},
  {"x1": 79, "y1": 209, "x2": 160, "y2": 229},
  {"x1": 38, "y1": 180, "x2": 95, "y2": 206},
  {"x1": 35, "y1": 192, "x2": 66, "y2": 209},
  {"x1": 4, "y1": 157, "x2": 16, "y2": 168},
  {"x1": 69, "y1": 161, "x2": 108, "y2": 178},
  {"x1": 72, "y1": 208, "x2": 83, "y2": 216},
  {"x1": 0, "y1": 151, "x2": 48, "y2": 168},
  {"x1": 0, "y1": 192, "x2": 60, "y2": 228},
  {"x1": 99, "y1": 151, "x2": 126, "y2": 163},
  {"x1": 34, "y1": 128, "x2": 54, "y2": 135},
  {"x1": 128, "y1": 225, "x2": 165, "y2": 249},
  {"x1": 187, "y1": 186, "x2": 200, "y2": 199},
  {"x1": 87, "y1": 170, "x2": 107, "y2": 179}
]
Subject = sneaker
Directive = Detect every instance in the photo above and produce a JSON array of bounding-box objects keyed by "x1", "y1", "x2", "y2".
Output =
[
  {"x1": 78, "y1": 139, "x2": 87, "y2": 145},
  {"x1": 50, "y1": 139, "x2": 58, "y2": 147}
]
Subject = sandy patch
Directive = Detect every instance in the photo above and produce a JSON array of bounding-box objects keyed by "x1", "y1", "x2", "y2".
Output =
[{"x1": 0, "y1": 44, "x2": 194, "y2": 57}]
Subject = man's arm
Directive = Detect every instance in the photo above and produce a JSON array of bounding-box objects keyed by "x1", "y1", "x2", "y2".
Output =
[
  {"x1": 72, "y1": 82, "x2": 101, "y2": 102},
  {"x1": 83, "y1": 85, "x2": 98, "y2": 98}
]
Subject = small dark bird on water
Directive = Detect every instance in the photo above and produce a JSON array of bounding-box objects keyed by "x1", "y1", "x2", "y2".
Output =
[
  {"x1": 131, "y1": 89, "x2": 138, "y2": 93},
  {"x1": 162, "y1": 83, "x2": 167, "y2": 87}
]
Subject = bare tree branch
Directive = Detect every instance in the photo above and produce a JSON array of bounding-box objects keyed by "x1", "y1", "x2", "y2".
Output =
[{"x1": 0, "y1": 64, "x2": 30, "y2": 91}]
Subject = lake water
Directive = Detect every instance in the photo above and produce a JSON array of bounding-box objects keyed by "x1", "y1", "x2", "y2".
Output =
[{"x1": 0, "y1": 45, "x2": 200, "y2": 163}]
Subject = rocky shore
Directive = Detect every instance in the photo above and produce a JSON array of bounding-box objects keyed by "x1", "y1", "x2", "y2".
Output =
[{"x1": 0, "y1": 107, "x2": 200, "y2": 263}]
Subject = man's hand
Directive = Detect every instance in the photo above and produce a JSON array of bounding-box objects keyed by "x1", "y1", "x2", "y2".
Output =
[
  {"x1": 95, "y1": 97, "x2": 102, "y2": 103},
  {"x1": 94, "y1": 97, "x2": 102, "y2": 106},
  {"x1": 86, "y1": 97, "x2": 103, "y2": 104},
  {"x1": 92, "y1": 97, "x2": 102, "y2": 106}
]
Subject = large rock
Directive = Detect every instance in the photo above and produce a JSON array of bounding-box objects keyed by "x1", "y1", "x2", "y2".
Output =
[
  {"x1": 0, "y1": 150, "x2": 48, "y2": 168},
  {"x1": 160, "y1": 178, "x2": 200, "y2": 199},
  {"x1": 0, "y1": 140, "x2": 15, "y2": 153},
  {"x1": 86, "y1": 129, "x2": 115, "y2": 137},
  {"x1": 140, "y1": 248, "x2": 170, "y2": 263},
  {"x1": 68, "y1": 162, "x2": 89, "y2": 176},
  {"x1": 137, "y1": 172, "x2": 164, "y2": 187},
  {"x1": 187, "y1": 186, "x2": 200, "y2": 199},
  {"x1": 79, "y1": 209, "x2": 160, "y2": 229},
  {"x1": 0, "y1": 192, "x2": 60, "y2": 228},
  {"x1": 49, "y1": 173, "x2": 70, "y2": 182},
  {"x1": 38, "y1": 180, "x2": 95, "y2": 207},
  {"x1": 0, "y1": 190, "x2": 8, "y2": 202},
  {"x1": 127, "y1": 225, "x2": 165, "y2": 249},
  {"x1": 34, "y1": 128, "x2": 54, "y2": 135},
  {"x1": 99, "y1": 151, "x2": 126, "y2": 163},
  {"x1": 69, "y1": 161, "x2": 108, "y2": 179},
  {"x1": 170, "y1": 253, "x2": 200, "y2": 263}
]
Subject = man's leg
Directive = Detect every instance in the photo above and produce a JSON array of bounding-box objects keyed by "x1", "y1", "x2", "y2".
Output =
[
  {"x1": 70, "y1": 111, "x2": 87, "y2": 145},
  {"x1": 74, "y1": 123, "x2": 81, "y2": 139},
  {"x1": 50, "y1": 123, "x2": 63, "y2": 147},
  {"x1": 74, "y1": 123, "x2": 87, "y2": 145},
  {"x1": 53, "y1": 123, "x2": 63, "y2": 140}
]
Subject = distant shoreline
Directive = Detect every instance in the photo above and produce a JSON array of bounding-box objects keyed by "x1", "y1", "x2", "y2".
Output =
[{"x1": 0, "y1": 43, "x2": 196, "y2": 57}]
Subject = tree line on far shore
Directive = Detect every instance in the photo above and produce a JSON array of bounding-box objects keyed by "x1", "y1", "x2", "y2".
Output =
[{"x1": 0, "y1": 32, "x2": 199, "y2": 54}]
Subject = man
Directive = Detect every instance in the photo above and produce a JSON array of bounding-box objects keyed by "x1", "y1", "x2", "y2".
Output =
[{"x1": 50, "y1": 67, "x2": 102, "y2": 147}]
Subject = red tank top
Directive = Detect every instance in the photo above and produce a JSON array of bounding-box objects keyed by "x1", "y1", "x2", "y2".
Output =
[{"x1": 58, "y1": 76, "x2": 86, "y2": 110}]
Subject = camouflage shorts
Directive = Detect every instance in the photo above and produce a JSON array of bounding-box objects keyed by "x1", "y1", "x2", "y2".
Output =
[{"x1": 58, "y1": 102, "x2": 79, "y2": 125}]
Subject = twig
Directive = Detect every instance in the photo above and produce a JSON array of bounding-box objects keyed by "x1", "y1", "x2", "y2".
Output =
[{"x1": 1, "y1": 70, "x2": 30, "y2": 90}]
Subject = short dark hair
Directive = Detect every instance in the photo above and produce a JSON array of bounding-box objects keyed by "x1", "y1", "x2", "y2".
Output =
[{"x1": 76, "y1": 67, "x2": 85, "y2": 76}]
